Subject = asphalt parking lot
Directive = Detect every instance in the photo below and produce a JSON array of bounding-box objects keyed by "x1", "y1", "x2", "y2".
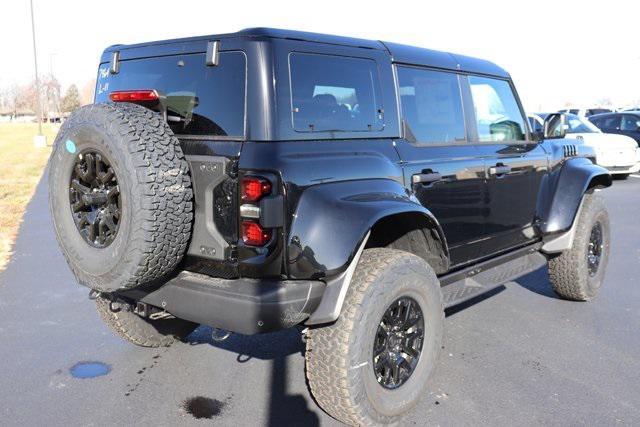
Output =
[{"x1": 1, "y1": 174, "x2": 639, "y2": 426}]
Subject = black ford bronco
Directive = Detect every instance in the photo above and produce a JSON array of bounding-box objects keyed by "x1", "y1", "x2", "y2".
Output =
[{"x1": 49, "y1": 28, "x2": 612, "y2": 425}]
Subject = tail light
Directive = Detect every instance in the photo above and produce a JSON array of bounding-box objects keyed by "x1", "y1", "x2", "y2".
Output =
[
  {"x1": 241, "y1": 176, "x2": 272, "y2": 202},
  {"x1": 241, "y1": 221, "x2": 271, "y2": 246},
  {"x1": 240, "y1": 175, "x2": 274, "y2": 247},
  {"x1": 109, "y1": 90, "x2": 159, "y2": 102}
]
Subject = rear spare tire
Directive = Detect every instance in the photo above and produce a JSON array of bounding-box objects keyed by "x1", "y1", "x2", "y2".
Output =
[{"x1": 48, "y1": 103, "x2": 193, "y2": 292}]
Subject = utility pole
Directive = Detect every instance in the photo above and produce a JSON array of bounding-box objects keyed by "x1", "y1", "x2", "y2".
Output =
[{"x1": 30, "y1": 0, "x2": 45, "y2": 145}]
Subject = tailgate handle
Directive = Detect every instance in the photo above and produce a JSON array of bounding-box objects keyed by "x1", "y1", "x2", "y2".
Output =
[
  {"x1": 489, "y1": 164, "x2": 511, "y2": 176},
  {"x1": 412, "y1": 172, "x2": 442, "y2": 185}
]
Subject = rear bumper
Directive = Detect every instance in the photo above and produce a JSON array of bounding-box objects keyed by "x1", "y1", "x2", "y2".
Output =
[{"x1": 123, "y1": 271, "x2": 325, "y2": 335}]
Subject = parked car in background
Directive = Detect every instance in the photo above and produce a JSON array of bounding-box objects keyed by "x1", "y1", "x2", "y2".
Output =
[
  {"x1": 589, "y1": 111, "x2": 640, "y2": 146},
  {"x1": 558, "y1": 107, "x2": 612, "y2": 118},
  {"x1": 530, "y1": 112, "x2": 640, "y2": 179}
]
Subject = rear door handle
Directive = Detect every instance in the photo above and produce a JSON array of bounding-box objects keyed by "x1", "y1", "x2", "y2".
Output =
[
  {"x1": 412, "y1": 172, "x2": 442, "y2": 185},
  {"x1": 489, "y1": 165, "x2": 511, "y2": 176}
]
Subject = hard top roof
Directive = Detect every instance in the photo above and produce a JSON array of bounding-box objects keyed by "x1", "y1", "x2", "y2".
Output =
[{"x1": 101, "y1": 27, "x2": 509, "y2": 78}]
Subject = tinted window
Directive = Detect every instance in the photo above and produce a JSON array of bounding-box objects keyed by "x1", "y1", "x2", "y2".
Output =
[
  {"x1": 569, "y1": 109, "x2": 580, "y2": 115},
  {"x1": 468, "y1": 76, "x2": 526, "y2": 142},
  {"x1": 601, "y1": 116, "x2": 621, "y2": 131},
  {"x1": 397, "y1": 67, "x2": 465, "y2": 144},
  {"x1": 589, "y1": 116, "x2": 604, "y2": 128},
  {"x1": 289, "y1": 53, "x2": 383, "y2": 132},
  {"x1": 621, "y1": 115, "x2": 640, "y2": 131},
  {"x1": 96, "y1": 52, "x2": 246, "y2": 137}
]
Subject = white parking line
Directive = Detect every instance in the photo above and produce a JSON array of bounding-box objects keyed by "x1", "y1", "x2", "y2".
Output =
[{"x1": 630, "y1": 174, "x2": 640, "y2": 179}]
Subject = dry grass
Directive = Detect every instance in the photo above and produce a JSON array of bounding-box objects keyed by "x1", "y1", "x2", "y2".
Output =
[{"x1": 0, "y1": 123, "x2": 58, "y2": 271}]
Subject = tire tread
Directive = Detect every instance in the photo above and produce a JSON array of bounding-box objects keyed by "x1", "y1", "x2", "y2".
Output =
[{"x1": 306, "y1": 248, "x2": 443, "y2": 426}]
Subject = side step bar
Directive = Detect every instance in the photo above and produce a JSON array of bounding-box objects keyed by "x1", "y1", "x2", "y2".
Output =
[{"x1": 440, "y1": 245, "x2": 547, "y2": 309}]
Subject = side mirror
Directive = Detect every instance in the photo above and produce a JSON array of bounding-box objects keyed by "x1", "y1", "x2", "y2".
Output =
[{"x1": 543, "y1": 113, "x2": 568, "y2": 139}]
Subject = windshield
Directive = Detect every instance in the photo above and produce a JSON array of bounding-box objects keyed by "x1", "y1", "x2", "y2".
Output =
[{"x1": 566, "y1": 113, "x2": 601, "y2": 134}]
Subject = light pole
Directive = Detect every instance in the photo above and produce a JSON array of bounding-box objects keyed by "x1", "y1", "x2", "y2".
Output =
[{"x1": 30, "y1": 0, "x2": 46, "y2": 146}]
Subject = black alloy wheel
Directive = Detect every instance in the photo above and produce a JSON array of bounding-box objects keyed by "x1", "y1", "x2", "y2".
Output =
[
  {"x1": 587, "y1": 221, "x2": 604, "y2": 277},
  {"x1": 373, "y1": 296, "x2": 425, "y2": 389},
  {"x1": 69, "y1": 150, "x2": 121, "y2": 248}
]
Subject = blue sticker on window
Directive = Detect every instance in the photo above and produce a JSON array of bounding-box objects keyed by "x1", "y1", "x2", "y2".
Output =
[{"x1": 65, "y1": 139, "x2": 76, "y2": 154}]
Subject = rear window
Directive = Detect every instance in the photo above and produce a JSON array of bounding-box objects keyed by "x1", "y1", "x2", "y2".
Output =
[
  {"x1": 289, "y1": 53, "x2": 384, "y2": 132},
  {"x1": 96, "y1": 51, "x2": 246, "y2": 138}
]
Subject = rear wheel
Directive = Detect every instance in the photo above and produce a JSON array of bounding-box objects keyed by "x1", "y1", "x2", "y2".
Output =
[
  {"x1": 95, "y1": 296, "x2": 198, "y2": 347},
  {"x1": 305, "y1": 248, "x2": 443, "y2": 426},
  {"x1": 548, "y1": 192, "x2": 610, "y2": 301}
]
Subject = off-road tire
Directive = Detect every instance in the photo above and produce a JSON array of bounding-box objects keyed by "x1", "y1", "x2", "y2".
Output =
[
  {"x1": 49, "y1": 103, "x2": 193, "y2": 292},
  {"x1": 95, "y1": 297, "x2": 198, "y2": 347},
  {"x1": 548, "y1": 192, "x2": 610, "y2": 301},
  {"x1": 305, "y1": 248, "x2": 444, "y2": 426}
]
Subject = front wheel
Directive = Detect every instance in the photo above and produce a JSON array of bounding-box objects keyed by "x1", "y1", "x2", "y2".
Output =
[
  {"x1": 548, "y1": 192, "x2": 610, "y2": 301},
  {"x1": 305, "y1": 248, "x2": 444, "y2": 426}
]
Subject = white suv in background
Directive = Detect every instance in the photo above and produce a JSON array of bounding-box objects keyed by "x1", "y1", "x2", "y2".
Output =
[{"x1": 529, "y1": 113, "x2": 640, "y2": 179}]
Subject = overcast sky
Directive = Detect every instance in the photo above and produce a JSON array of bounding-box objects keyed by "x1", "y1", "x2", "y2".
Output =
[{"x1": 3, "y1": 0, "x2": 639, "y2": 111}]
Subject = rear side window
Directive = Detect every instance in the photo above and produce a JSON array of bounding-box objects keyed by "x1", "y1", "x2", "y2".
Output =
[
  {"x1": 96, "y1": 51, "x2": 246, "y2": 138},
  {"x1": 397, "y1": 67, "x2": 465, "y2": 144},
  {"x1": 600, "y1": 116, "x2": 621, "y2": 131},
  {"x1": 289, "y1": 53, "x2": 383, "y2": 132},
  {"x1": 468, "y1": 76, "x2": 526, "y2": 142}
]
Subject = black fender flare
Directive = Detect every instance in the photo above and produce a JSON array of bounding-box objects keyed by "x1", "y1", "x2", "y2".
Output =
[
  {"x1": 538, "y1": 157, "x2": 611, "y2": 251},
  {"x1": 287, "y1": 179, "x2": 448, "y2": 325},
  {"x1": 287, "y1": 178, "x2": 448, "y2": 279}
]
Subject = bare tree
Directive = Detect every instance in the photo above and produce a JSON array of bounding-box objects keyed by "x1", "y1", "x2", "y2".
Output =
[
  {"x1": 15, "y1": 82, "x2": 39, "y2": 114},
  {"x1": 5, "y1": 85, "x2": 22, "y2": 117},
  {"x1": 41, "y1": 74, "x2": 61, "y2": 119}
]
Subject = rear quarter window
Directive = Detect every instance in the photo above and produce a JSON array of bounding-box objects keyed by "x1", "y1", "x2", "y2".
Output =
[
  {"x1": 95, "y1": 51, "x2": 246, "y2": 138},
  {"x1": 289, "y1": 53, "x2": 384, "y2": 133}
]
